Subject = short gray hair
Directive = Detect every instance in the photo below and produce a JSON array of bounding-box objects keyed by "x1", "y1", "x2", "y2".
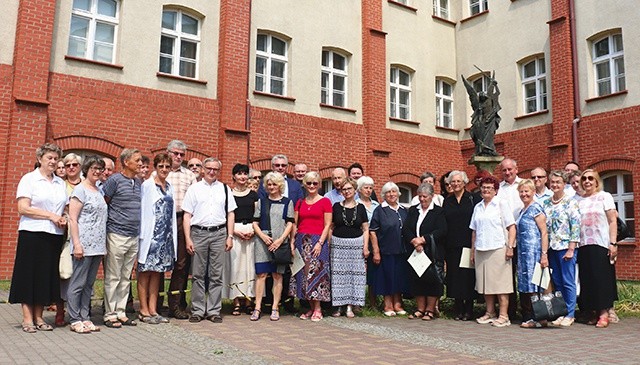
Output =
[
  {"x1": 81, "y1": 155, "x2": 105, "y2": 176},
  {"x1": 416, "y1": 182, "x2": 434, "y2": 196},
  {"x1": 271, "y1": 154, "x2": 288, "y2": 165},
  {"x1": 419, "y1": 171, "x2": 436, "y2": 182},
  {"x1": 203, "y1": 157, "x2": 222, "y2": 168},
  {"x1": 357, "y1": 176, "x2": 374, "y2": 191},
  {"x1": 167, "y1": 140, "x2": 187, "y2": 151},
  {"x1": 446, "y1": 170, "x2": 469, "y2": 184},
  {"x1": 381, "y1": 181, "x2": 400, "y2": 197},
  {"x1": 36, "y1": 143, "x2": 63, "y2": 159},
  {"x1": 549, "y1": 170, "x2": 567, "y2": 183},
  {"x1": 63, "y1": 153, "x2": 83, "y2": 165},
  {"x1": 119, "y1": 148, "x2": 140, "y2": 166}
]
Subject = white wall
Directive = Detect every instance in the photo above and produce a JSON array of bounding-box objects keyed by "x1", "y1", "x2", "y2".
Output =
[{"x1": 0, "y1": 0, "x2": 19, "y2": 65}]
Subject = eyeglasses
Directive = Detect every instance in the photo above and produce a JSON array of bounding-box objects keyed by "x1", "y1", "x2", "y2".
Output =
[
  {"x1": 188, "y1": 163, "x2": 202, "y2": 168},
  {"x1": 481, "y1": 186, "x2": 495, "y2": 191},
  {"x1": 157, "y1": 164, "x2": 171, "y2": 169},
  {"x1": 531, "y1": 175, "x2": 547, "y2": 180},
  {"x1": 581, "y1": 175, "x2": 595, "y2": 181},
  {"x1": 305, "y1": 181, "x2": 319, "y2": 186},
  {"x1": 169, "y1": 151, "x2": 185, "y2": 157},
  {"x1": 65, "y1": 163, "x2": 79, "y2": 168},
  {"x1": 204, "y1": 167, "x2": 220, "y2": 172},
  {"x1": 341, "y1": 187, "x2": 354, "y2": 192},
  {"x1": 273, "y1": 163, "x2": 287, "y2": 168},
  {"x1": 90, "y1": 166, "x2": 105, "y2": 172}
]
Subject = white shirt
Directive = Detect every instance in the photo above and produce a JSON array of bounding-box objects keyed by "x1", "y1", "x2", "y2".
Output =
[
  {"x1": 469, "y1": 196, "x2": 515, "y2": 251},
  {"x1": 16, "y1": 169, "x2": 68, "y2": 235},
  {"x1": 564, "y1": 184, "x2": 576, "y2": 198},
  {"x1": 497, "y1": 177, "x2": 523, "y2": 221},
  {"x1": 534, "y1": 187, "x2": 552, "y2": 205},
  {"x1": 415, "y1": 202, "x2": 435, "y2": 237},
  {"x1": 182, "y1": 179, "x2": 237, "y2": 227},
  {"x1": 410, "y1": 194, "x2": 444, "y2": 207}
]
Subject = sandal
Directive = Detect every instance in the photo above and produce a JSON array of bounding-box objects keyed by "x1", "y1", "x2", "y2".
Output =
[
  {"x1": 69, "y1": 321, "x2": 91, "y2": 334},
  {"x1": 250, "y1": 309, "x2": 261, "y2": 321},
  {"x1": 492, "y1": 315, "x2": 511, "y2": 327},
  {"x1": 207, "y1": 315, "x2": 223, "y2": 323},
  {"x1": 310, "y1": 310, "x2": 323, "y2": 322},
  {"x1": 35, "y1": 322, "x2": 53, "y2": 331},
  {"x1": 138, "y1": 314, "x2": 160, "y2": 324},
  {"x1": 422, "y1": 311, "x2": 435, "y2": 321},
  {"x1": 476, "y1": 312, "x2": 497, "y2": 324},
  {"x1": 152, "y1": 314, "x2": 170, "y2": 323},
  {"x1": 82, "y1": 321, "x2": 100, "y2": 332},
  {"x1": 346, "y1": 306, "x2": 355, "y2": 318},
  {"x1": 189, "y1": 314, "x2": 203, "y2": 323},
  {"x1": 232, "y1": 305, "x2": 242, "y2": 316},
  {"x1": 408, "y1": 310, "x2": 424, "y2": 320},
  {"x1": 104, "y1": 319, "x2": 122, "y2": 328},
  {"x1": 299, "y1": 310, "x2": 313, "y2": 320},
  {"x1": 270, "y1": 310, "x2": 280, "y2": 321},
  {"x1": 21, "y1": 323, "x2": 37, "y2": 333},
  {"x1": 118, "y1": 317, "x2": 137, "y2": 326},
  {"x1": 596, "y1": 316, "x2": 609, "y2": 328},
  {"x1": 245, "y1": 304, "x2": 254, "y2": 315}
]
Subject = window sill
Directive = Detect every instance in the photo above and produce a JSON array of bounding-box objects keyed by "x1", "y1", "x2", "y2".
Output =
[
  {"x1": 390, "y1": 117, "x2": 420, "y2": 126},
  {"x1": 619, "y1": 239, "x2": 636, "y2": 247},
  {"x1": 253, "y1": 90, "x2": 296, "y2": 102},
  {"x1": 320, "y1": 103, "x2": 356, "y2": 113},
  {"x1": 387, "y1": 0, "x2": 418, "y2": 12},
  {"x1": 14, "y1": 96, "x2": 50, "y2": 106},
  {"x1": 436, "y1": 125, "x2": 460, "y2": 132},
  {"x1": 514, "y1": 109, "x2": 549, "y2": 120},
  {"x1": 432, "y1": 15, "x2": 456, "y2": 26},
  {"x1": 65, "y1": 55, "x2": 124, "y2": 70},
  {"x1": 460, "y1": 10, "x2": 489, "y2": 23},
  {"x1": 585, "y1": 90, "x2": 627, "y2": 103},
  {"x1": 156, "y1": 72, "x2": 208, "y2": 85}
]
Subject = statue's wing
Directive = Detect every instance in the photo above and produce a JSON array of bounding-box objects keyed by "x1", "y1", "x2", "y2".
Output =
[{"x1": 462, "y1": 76, "x2": 479, "y2": 109}]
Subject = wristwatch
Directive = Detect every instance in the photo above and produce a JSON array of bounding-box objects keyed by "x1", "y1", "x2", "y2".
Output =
[
  {"x1": 610, "y1": 242, "x2": 618, "y2": 247},
  {"x1": 228, "y1": 234, "x2": 234, "y2": 239}
]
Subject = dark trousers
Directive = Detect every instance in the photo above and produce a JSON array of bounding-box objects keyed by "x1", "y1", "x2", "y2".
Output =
[
  {"x1": 508, "y1": 247, "x2": 518, "y2": 318},
  {"x1": 168, "y1": 215, "x2": 190, "y2": 310}
]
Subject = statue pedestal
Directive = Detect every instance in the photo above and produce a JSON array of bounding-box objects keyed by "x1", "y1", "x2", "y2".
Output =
[{"x1": 469, "y1": 155, "x2": 504, "y2": 173}]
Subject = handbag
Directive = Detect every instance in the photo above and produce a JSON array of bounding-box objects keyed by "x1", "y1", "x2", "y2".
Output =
[
  {"x1": 428, "y1": 234, "x2": 446, "y2": 285},
  {"x1": 59, "y1": 241, "x2": 73, "y2": 280},
  {"x1": 617, "y1": 217, "x2": 632, "y2": 242},
  {"x1": 270, "y1": 238, "x2": 292, "y2": 265},
  {"x1": 531, "y1": 271, "x2": 568, "y2": 321}
]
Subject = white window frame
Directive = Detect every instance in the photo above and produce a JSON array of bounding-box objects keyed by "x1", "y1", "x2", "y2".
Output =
[
  {"x1": 603, "y1": 172, "x2": 634, "y2": 239},
  {"x1": 592, "y1": 33, "x2": 625, "y2": 97},
  {"x1": 68, "y1": 0, "x2": 119, "y2": 63},
  {"x1": 469, "y1": 0, "x2": 488, "y2": 15},
  {"x1": 159, "y1": 9, "x2": 201, "y2": 79},
  {"x1": 472, "y1": 75, "x2": 490, "y2": 93},
  {"x1": 433, "y1": 0, "x2": 449, "y2": 19},
  {"x1": 255, "y1": 33, "x2": 288, "y2": 96},
  {"x1": 321, "y1": 50, "x2": 348, "y2": 107},
  {"x1": 435, "y1": 79, "x2": 453, "y2": 128},
  {"x1": 398, "y1": 184, "x2": 413, "y2": 208},
  {"x1": 521, "y1": 57, "x2": 547, "y2": 114},
  {"x1": 390, "y1": 67, "x2": 412, "y2": 120}
]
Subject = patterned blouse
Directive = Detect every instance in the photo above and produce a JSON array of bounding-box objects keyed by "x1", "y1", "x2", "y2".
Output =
[{"x1": 543, "y1": 194, "x2": 581, "y2": 251}]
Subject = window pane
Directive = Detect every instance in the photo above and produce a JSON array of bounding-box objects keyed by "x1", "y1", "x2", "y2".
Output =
[
  {"x1": 179, "y1": 60, "x2": 196, "y2": 78},
  {"x1": 257, "y1": 34, "x2": 267, "y2": 52},
  {"x1": 70, "y1": 16, "x2": 89, "y2": 38},
  {"x1": 181, "y1": 14, "x2": 198, "y2": 35},
  {"x1": 73, "y1": 0, "x2": 91, "y2": 11},
  {"x1": 321, "y1": 72, "x2": 329, "y2": 88},
  {"x1": 525, "y1": 82, "x2": 537, "y2": 98},
  {"x1": 390, "y1": 68, "x2": 397, "y2": 83},
  {"x1": 443, "y1": 100, "x2": 452, "y2": 115},
  {"x1": 159, "y1": 55, "x2": 172, "y2": 73},
  {"x1": 523, "y1": 61, "x2": 536, "y2": 78},
  {"x1": 473, "y1": 78, "x2": 484, "y2": 92},
  {"x1": 596, "y1": 62, "x2": 611, "y2": 79},
  {"x1": 271, "y1": 37, "x2": 286, "y2": 56},
  {"x1": 95, "y1": 22, "x2": 114, "y2": 43},
  {"x1": 526, "y1": 100, "x2": 536, "y2": 114},
  {"x1": 399, "y1": 90, "x2": 410, "y2": 105},
  {"x1": 160, "y1": 36, "x2": 174, "y2": 55},
  {"x1": 400, "y1": 105, "x2": 409, "y2": 120},
  {"x1": 594, "y1": 38, "x2": 609, "y2": 58},
  {"x1": 442, "y1": 82, "x2": 452, "y2": 96},
  {"x1": 333, "y1": 75, "x2": 345, "y2": 91},
  {"x1": 271, "y1": 60, "x2": 285, "y2": 78},
  {"x1": 399, "y1": 71, "x2": 410, "y2": 86},
  {"x1": 538, "y1": 58, "x2": 546, "y2": 74},
  {"x1": 255, "y1": 56, "x2": 266, "y2": 75},
  {"x1": 333, "y1": 92, "x2": 344, "y2": 107},
  {"x1": 322, "y1": 51, "x2": 329, "y2": 67},
  {"x1": 321, "y1": 89, "x2": 328, "y2": 104},
  {"x1": 68, "y1": 38, "x2": 86, "y2": 57},
  {"x1": 613, "y1": 34, "x2": 623, "y2": 52},
  {"x1": 333, "y1": 53, "x2": 345, "y2": 70},
  {"x1": 604, "y1": 176, "x2": 617, "y2": 194},
  {"x1": 255, "y1": 75, "x2": 264, "y2": 92},
  {"x1": 270, "y1": 79, "x2": 284, "y2": 95},
  {"x1": 94, "y1": 43, "x2": 113, "y2": 63},
  {"x1": 624, "y1": 201, "x2": 634, "y2": 222},
  {"x1": 162, "y1": 11, "x2": 177, "y2": 30},
  {"x1": 623, "y1": 174, "x2": 633, "y2": 193},
  {"x1": 598, "y1": 80, "x2": 611, "y2": 96},
  {"x1": 97, "y1": 0, "x2": 117, "y2": 17},
  {"x1": 180, "y1": 40, "x2": 197, "y2": 59}
]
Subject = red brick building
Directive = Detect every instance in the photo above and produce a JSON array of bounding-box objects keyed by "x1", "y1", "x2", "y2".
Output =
[{"x1": 0, "y1": 0, "x2": 637, "y2": 279}]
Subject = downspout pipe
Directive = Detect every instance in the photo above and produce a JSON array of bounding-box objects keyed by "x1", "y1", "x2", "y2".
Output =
[
  {"x1": 245, "y1": 0, "x2": 253, "y2": 164},
  {"x1": 569, "y1": 0, "x2": 580, "y2": 163}
]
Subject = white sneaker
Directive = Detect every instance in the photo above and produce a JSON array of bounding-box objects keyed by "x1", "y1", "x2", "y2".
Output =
[
  {"x1": 550, "y1": 316, "x2": 564, "y2": 326},
  {"x1": 560, "y1": 317, "x2": 575, "y2": 327}
]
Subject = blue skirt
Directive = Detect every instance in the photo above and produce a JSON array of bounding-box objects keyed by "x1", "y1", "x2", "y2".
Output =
[{"x1": 372, "y1": 253, "x2": 409, "y2": 296}]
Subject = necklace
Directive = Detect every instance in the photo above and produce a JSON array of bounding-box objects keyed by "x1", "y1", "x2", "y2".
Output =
[
  {"x1": 342, "y1": 204, "x2": 357, "y2": 227},
  {"x1": 551, "y1": 194, "x2": 564, "y2": 204}
]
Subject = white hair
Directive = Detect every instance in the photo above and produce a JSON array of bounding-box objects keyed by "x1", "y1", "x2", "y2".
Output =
[{"x1": 381, "y1": 181, "x2": 400, "y2": 196}]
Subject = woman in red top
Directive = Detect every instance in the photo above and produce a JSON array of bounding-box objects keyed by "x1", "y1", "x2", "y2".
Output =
[{"x1": 290, "y1": 171, "x2": 332, "y2": 322}]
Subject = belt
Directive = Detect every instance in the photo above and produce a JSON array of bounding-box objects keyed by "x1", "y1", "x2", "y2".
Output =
[
  {"x1": 237, "y1": 219, "x2": 252, "y2": 225},
  {"x1": 192, "y1": 224, "x2": 226, "y2": 232}
]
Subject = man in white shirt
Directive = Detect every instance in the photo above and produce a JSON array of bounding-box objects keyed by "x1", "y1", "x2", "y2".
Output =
[
  {"x1": 496, "y1": 158, "x2": 523, "y2": 220},
  {"x1": 531, "y1": 167, "x2": 552, "y2": 205},
  {"x1": 183, "y1": 157, "x2": 236, "y2": 323}
]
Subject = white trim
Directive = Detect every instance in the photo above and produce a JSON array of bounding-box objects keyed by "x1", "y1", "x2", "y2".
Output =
[
  {"x1": 521, "y1": 56, "x2": 547, "y2": 114},
  {"x1": 321, "y1": 50, "x2": 348, "y2": 107},
  {"x1": 469, "y1": 0, "x2": 488, "y2": 15},
  {"x1": 255, "y1": 33, "x2": 288, "y2": 96},
  {"x1": 603, "y1": 172, "x2": 634, "y2": 239},
  {"x1": 160, "y1": 9, "x2": 201, "y2": 79},
  {"x1": 433, "y1": 0, "x2": 449, "y2": 19},
  {"x1": 592, "y1": 33, "x2": 625, "y2": 96},
  {"x1": 390, "y1": 67, "x2": 412, "y2": 120},
  {"x1": 68, "y1": 0, "x2": 119, "y2": 63},
  {"x1": 435, "y1": 79, "x2": 453, "y2": 128}
]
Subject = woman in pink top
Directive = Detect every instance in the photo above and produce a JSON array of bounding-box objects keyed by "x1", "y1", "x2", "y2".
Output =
[{"x1": 290, "y1": 171, "x2": 332, "y2": 322}]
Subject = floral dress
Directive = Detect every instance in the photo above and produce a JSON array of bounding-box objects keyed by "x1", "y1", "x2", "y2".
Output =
[
  {"x1": 138, "y1": 186, "x2": 175, "y2": 272},
  {"x1": 515, "y1": 202, "x2": 545, "y2": 293}
]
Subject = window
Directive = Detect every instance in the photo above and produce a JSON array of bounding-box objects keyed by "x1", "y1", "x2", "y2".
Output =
[
  {"x1": 472, "y1": 75, "x2": 490, "y2": 93},
  {"x1": 592, "y1": 33, "x2": 625, "y2": 96},
  {"x1": 322, "y1": 179, "x2": 333, "y2": 195},
  {"x1": 159, "y1": 9, "x2": 200, "y2": 78},
  {"x1": 68, "y1": 0, "x2": 119, "y2": 63},
  {"x1": 470, "y1": 0, "x2": 488, "y2": 15},
  {"x1": 255, "y1": 33, "x2": 288, "y2": 96},
  {"x1": 435, "y1": 79, "x2": 453, "y2": 128},
  {"x1": 398, "y1": 184, "x2": 413, "y2": 207},
  {"x1": 433, "y1": 0, "x2": 449, "y2": 19},
  {"x1": 321, "y1": 50, "x2": 348, "y2": 107},
  {"x1": 521, "y1": 57, "x2": 547, "y2": 114},
  {"x1": 390, "y1": 67, "x2": 412, "y2": 120},
  {"x1": 603, "y1": 172, "x2": 634, "y2": 238}
]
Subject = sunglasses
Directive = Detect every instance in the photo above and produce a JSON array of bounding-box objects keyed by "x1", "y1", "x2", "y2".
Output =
[
  {"x1": 65, "y1": 162, "x2": 79, "y2": 168},
  {"x1": 273, "y1": 163, "x2": 287, "y2": 168},
  {"x1": 188, "y1": 163, "x2": 202, "y2": 168},
  {"x1": 170, "y1": 151, "x2": 185, "y2": 157},
  {"x1": 531, "y1": 175, "x2": 547, "y2": 180},
  {"x1": 305, "y1": 181, "x2": 319, "y2": 186},
  {"x1": 581, "y1": 175, "x2": 595, "y2": 181}
]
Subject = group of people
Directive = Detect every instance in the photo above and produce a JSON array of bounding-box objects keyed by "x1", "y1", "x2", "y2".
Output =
[{"x1": 8, "y1": 142, "x2": 621, "y2": 333}]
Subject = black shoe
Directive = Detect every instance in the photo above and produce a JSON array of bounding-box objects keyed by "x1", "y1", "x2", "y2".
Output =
[
  {"x1": 282, "y1": 300, "x2": 296, "y2": 314},
  {"x1": 170, "y1": 308, "x2": 190, "y2": 320}
]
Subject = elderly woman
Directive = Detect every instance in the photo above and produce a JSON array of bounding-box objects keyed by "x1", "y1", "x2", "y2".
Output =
[
  {"x1": 331, "y1": 178, "x2": 369, "y2": 318},
  {"x1": 252, "y1": 172, "x2": 295, "y2": 321},
  {"x1": 9, "y1": 144, "x2": 68, "y2": 333},
  {"x1": 55, "y1": 161, "x2": 67, "y2": 179},
  {"x1": 370, "y1": 182, "x2": 409, "y2": 316},
  {"x1": 67, "y1": 156, "x2": 107, "y2": 333},
  {"x1": 543, "y1": 171, "x2": 580, "y2": 327},
  {"x1": 410, "y1": 172, "x2": 444, "y2": 207},
  {"x1": 356, "y1": 176, "x2": 380, "y2": 308},
  {"x1": 290, "y1": 172, "x2": 332, "y2": 322},
  {"x1": 470, "y1": 176, "x2": 516, "y2": 328},
  {"x1": 515, "y1": 179, "x2": 550, "y2": 328},
  {"x1": 577, "y1": 169, "x2": 618, "y2": 328},
  {"x1": 443, "y1": 170, "x2": 479, "y2": 321},
  {"x1": 403, "y1": 183, "x2": 447, "y2": 320},
  {"x1": 226, "y1": 163, "x2": 258, "y2": 316},
  {"x1": 569, "y1": 170, "x2": 584, "y2": 197},
  {"x1": 138, "y1": 153, "x2": 177, "y2": 324}
]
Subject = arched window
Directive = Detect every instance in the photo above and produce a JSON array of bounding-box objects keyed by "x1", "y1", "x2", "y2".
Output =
[
  {"x1": 68, "y1": 0, "x2": 119, "y2": 63},
  {"x1": 603, "y1": 172, "x2": 634, "y2": 238},
  {"x1": 592, "y1": 33, "x2": 625, "y2": 96},
  {"x1": 256, "y1": 33, "x2": 288, "y2": 96},
  {"x1": 398, "y1": 184, "x2": 414, "y2": 207},
  {"x1": 321, "y1": 50, "x2": 348, "y2": 107},
  {"x1": 435, "y1": 79, "x2": 453, "y2": 128},
  {"x1": 520, "y1": 56, "x2": 547, "y2": 114},
  {"x1": 390, "y1": 67, "x2": 412, "y2": 120},
  {"x1": 159, "y1": 9, "x2": 201, "y2": 78}
]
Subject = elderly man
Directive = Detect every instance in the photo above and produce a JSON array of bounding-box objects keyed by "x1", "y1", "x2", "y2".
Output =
[
  {"x1": 102, "y1": 148, "x2": 142, "y2": 328},
  {"x1": 258, "y1": 154, "x2": 303, "y2": 204},
  {"x1": 497, "y1": 158, "x2": 524, "y2": 220},
  {"x1": 98, "y1": 157, "x2": 115, "y2": 192},
  {"x1": 183, "y1": 158, "x2": 236, "y2": 323},
  {"x1": 162, "y1": 140, "x2": 198, "y2": 319},
  {"x1": 294, "y1": 163, "x2": 308, "y2": 183},
  {"x1": 188, "y1": 158, "x2": 204, "y2": 182},
  {"x1": 531, "y1": 167, "x2": 552, "y2": 204},
  {"x1": 325, "y1": 167, "x2": 348, "y2": 204},
  {"x1": 563, "y1": 161, "x2": 580, "y2": 197}
]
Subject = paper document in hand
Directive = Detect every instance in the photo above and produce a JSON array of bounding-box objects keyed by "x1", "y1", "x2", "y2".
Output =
[
  {"x1": 531, "y1": 263, "x2": 551, "y2": 290},
  {"x1": 459, "y1": 247, "x2": 473, "y2": 268},
  {"x1": 290, "y1": 248, "x2": 305, "y2": 276},
  {"x1": 407, "y1": 249, "x2": 432, "y2": 277}
]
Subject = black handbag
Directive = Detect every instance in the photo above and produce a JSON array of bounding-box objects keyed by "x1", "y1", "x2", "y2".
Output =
[
  {"x1": 428, "y1": 234, "x2": 446, "y2": 285},
  {"x1": 270, "y1": 240, "x2": 292, "y2": 265},
  {"x1": 617, "y1": 217, "x2": 632, "y2": 242},
  {"x1": 531, "y1": 273, "x2": 568, "y2": 321}
]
